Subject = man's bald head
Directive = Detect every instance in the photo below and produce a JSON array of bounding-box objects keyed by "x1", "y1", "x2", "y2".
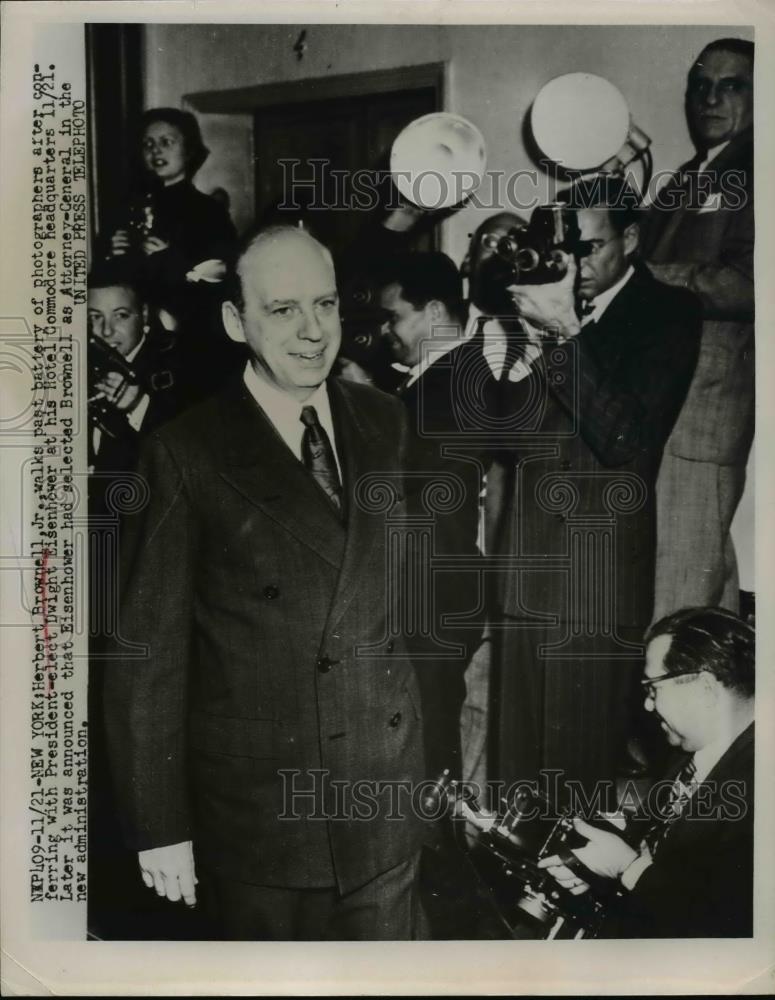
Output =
[
  {"x1": 231, "y1": 226, "x2": 335, "y2": 313},
  {"x1": 222, "y1": 225, "x2": 342, "y2": 401}
]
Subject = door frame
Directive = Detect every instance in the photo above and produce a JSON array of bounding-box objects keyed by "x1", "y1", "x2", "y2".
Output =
[{"x1": 184, "y1": 63, "x2": 446, "y2": 115}]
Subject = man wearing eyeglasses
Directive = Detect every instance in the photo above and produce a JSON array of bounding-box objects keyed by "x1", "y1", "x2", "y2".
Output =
[
  {"x1": 492, "y1": 175, "x2": 702, "y2": 804},
  {"x1": 642, "y1": 38, "x2": 755, "y2": 623},
  {"x1": 539, "y1": 606, "x2": 754, "y2": 938}
]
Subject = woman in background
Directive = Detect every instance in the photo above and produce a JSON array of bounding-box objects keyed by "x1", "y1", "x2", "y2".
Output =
[{"x1": 106, "y1": 107, "x2": 241, "y2": 391}]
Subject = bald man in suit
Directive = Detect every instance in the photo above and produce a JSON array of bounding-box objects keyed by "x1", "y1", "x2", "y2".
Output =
[{"x1": 104, "y1": 226, "x2": 426, "y2": 940}]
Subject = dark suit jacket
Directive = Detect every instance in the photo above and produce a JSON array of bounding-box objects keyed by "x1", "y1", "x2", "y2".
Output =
[
  {"x1": 402, "y1": 332, "x2": 495, "y2": 641},
  {"x1": 399, "y1": 332, "x2": 496, "y2": 776},
  {"x1": 103, "y1": 375, "x2": 426, "y2": 894},
  {"x1": 608, "y1": 722, "x2": 754, "y2": 938},
  {"x1": 496, "y1": 264, "x2": 702, "y2": 629}
]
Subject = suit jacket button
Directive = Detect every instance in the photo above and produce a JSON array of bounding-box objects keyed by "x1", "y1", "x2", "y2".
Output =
[
  {"x1": 560, "y1": 460, "x2": 572, "y2": 471},
  {"x1": 263, "y1": 584, "x2": 280, "y2": 600},
  {"x1": 317, "y1": 656, "x2": 338, "y2": 673},
  {"x1": 389, "y1": 711, "x2": 402, "y2": 728}
]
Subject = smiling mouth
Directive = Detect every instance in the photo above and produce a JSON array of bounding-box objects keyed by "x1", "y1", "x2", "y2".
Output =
[{"x1": 292, "y1": 350, "x2": 325, "y2": 362}]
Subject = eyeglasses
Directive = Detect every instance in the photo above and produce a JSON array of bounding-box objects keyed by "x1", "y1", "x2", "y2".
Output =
[{"x1": 640, "y1": 670, "x2": 704, "y2": 700}]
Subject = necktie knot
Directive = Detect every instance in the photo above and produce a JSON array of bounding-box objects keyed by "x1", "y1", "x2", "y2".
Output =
[{"x1": 300, "y1": 404, "x2": 319, "y2": 429}]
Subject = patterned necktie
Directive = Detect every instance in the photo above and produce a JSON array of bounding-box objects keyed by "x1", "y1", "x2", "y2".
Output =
[
  {"x1": 300, "y1": 405, "x2": 342, "y2": 513},
  {"x1": 643, "y1": 757, "x2": 697, "y2": 857}
]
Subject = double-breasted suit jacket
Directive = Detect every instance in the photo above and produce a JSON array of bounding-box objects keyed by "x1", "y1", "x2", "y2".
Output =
[
  {"x1": 103, "y1": 375, "x2": 426, "y2": 895},
  {"x1": 493, "y1": 265, "x2": 702, "y2": 791},
  {"x1": 642, "y1": 128, "x2": 755, "y2": 616}
]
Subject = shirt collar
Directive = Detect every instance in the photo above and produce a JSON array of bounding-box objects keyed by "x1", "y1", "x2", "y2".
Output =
[
  {"x1": 125, "y1": 335, "x2": 146, "y2": 363},
  {"x1": 243, "y1": 360, "x2": 332, "y2": 432},
  {"x1": 698, "y1": 140, "x2": 731, "y2": 173},
  {"x1": 402, "y1": 328, "x2": 467, "y2": 389},
  {"x1": 581, "y1": 264, "x2": 635, "y2": 326}
]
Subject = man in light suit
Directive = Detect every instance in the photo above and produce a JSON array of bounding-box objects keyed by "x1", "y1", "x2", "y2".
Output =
[
  {"x1": 103, "y1": 225, "x2": 426, "y2": 940},
  {"x1": 540, "y1": 606, "x2": 754, "y2": 938},
  {"x1": 643, "y1": 37, "x2": 755, "y2": 618}
]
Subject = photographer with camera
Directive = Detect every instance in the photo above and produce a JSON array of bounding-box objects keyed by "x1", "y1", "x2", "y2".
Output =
[
  {"x1": 538, "y1": 606, "x2": 754, "y2": 938},
  {"x1": 88, "y1": 261, "x2": 194, "y2": 500},
  {"x1": 491, "y1": 176, "x2": 702, "y2": 804}
]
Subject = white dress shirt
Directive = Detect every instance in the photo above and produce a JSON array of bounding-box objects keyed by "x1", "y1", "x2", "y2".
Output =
[
  {"x1": 243, "y1": 361, "x2": 342, "y2": 478},
  {"x1": 466, "y1": 306, "x2": 542, "y2": 383}
]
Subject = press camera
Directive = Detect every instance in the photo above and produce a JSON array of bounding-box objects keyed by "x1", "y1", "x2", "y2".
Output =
[
  {"x1": 483, "y1": 203, "x2": 586, "y2": 286},
  {"x1": 426, "y1": 770, "x2": 627, "y2": 938}
]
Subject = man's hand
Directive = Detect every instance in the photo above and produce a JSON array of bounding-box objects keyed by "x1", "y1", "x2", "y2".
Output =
[
  {"x1": 93, "y1": 371, "x2": 143, "y2": 413},
  {"x1": 142, "y1": 235, "x2": 171, "y2": 256},
  {"x1": 570, "y1": 816, "x2": 638, "y2": 878},
  {"x1": 539, "y1": 816, "x2": 638, "y2": 892},
  {"x1": 507, "y1": 255, "x2": 581, "y2": 341},
  {"x1": 138, "y1": 840, "x2": 198, "y2": 906},
  {"x1": 109, "y1": 229, "x2": 131, "y2": 257},
  {"x1": 536, "y1": 856, "x2": 590, "y2": 895}
]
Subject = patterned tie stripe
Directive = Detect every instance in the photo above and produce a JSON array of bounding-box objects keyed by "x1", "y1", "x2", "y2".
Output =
[
  {"x1": 643, "y1": 757, "x2": 697, "y2": 857},
  {"x1": 300, "y1": 405, "x2": 343, "y2": 513}
]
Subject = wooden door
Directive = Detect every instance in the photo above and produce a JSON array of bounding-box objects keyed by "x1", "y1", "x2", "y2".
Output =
[{"x1": 254, "y1": 88, "x2": 437, "y2": 258}]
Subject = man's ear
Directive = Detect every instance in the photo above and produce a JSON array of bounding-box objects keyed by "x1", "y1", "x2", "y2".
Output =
[
  {"x1": 623, "y1": 222, "x2": 640, "y2": 259},
  {"x1": 699, "y1": 671, "x2": 722, "y2": 702},
  {"x1": 427, "y1": 299, "x2": 444, "y2": 323},
  {"x1": 222, "y1": 301, "x2": 247, "y2": 343}
]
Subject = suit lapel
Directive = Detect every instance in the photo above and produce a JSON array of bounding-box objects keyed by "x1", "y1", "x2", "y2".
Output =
[
  {"x1": 325, "y1": 379, "x2": 393, "y2": 630},
  {"x1": 586, "y1": 266, "x2": 649, "y2": 355},
  {"x1": 217, "y1": 379, "x2": 346, "y2": 570},
  {"x1": 648, "y1": 129, "x2": 752, "y2": 255}
]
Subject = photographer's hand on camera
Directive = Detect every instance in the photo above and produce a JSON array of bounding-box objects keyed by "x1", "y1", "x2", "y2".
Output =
[
  {"x1": 93, "y1": 369, "x2": 145, "y2": 416},
  {"x1": 142, "y1": 234, "x2": 172, "y2": 257},
  {"x1": 109, "y1": 229, "x2": 132, "y2": 257},
  {"x1": 539, "y1": 816, "x2": 639, "y2": 893},
  {"x1": 507, "y1": 254, "x2": 581, "y2": 341}
]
